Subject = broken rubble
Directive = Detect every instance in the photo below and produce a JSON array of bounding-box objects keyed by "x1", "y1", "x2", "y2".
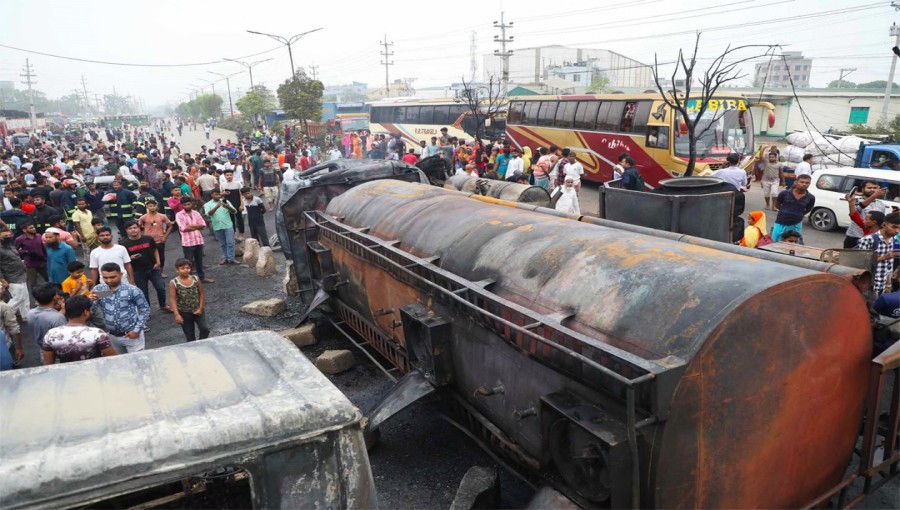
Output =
[
  {"x1": 241, "y1": 297, "x2": 286, "y2": 317},
  {"x1": 316, "y1": 349, "x2": 355, "y2": 374}
]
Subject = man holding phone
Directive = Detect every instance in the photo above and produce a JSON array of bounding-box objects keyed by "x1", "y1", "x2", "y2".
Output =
[
  {"x1": 203, "y1": 189, "x2": 237, "y2": 265},
  {"x1": 844, "y1": 180, "x2": 888, "y2": 248},
  {"x1": 91, "y1": 262, "x2": 150, "y2": 354}
]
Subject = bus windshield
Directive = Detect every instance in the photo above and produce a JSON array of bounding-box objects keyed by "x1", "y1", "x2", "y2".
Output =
[
  {"x1": 674, "y1": 102, "x2": 752, "y2": 158},
  {"x1": 340, "y1": 118, "x2": 369, "y2": 132}
]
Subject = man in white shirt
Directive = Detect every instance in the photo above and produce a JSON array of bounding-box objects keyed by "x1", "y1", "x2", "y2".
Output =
[
  {"x1": 328, "y1": 147, "x2": 342, "y2": 160},
  {"x1": 89, "y1": 227, "x2": 134, "y2": 285},
  {"x1": 711, "y1": 153, "x2": 749, "y2": 191},
  {"x1": 563, "y1": 155, "x2": 585, "y2": 192},
  {"x1": 505, "y1": 149, "x2": 524, "y2": 180},
  {"x1": 794, "y1": 153, "x2": 813, "y2": 177}
]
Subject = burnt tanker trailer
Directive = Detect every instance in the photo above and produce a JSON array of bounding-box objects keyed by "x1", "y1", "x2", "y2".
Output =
[{"x1": 296, "y1": 180, "x2": 873, "y2": 508}]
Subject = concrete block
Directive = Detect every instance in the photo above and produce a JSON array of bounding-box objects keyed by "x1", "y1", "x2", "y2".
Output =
[
  {"x1": 316, "y1": 349, "x2": 355, "y2": 374},
  {"x1": 283, "y1": 259, "x2": 300, "y2": 295},
  {"x1": 450, "y1": 466, "x2": 499, "y2": 510},
  {"x1": 241, "y1": 297, "x2": 286, "y2": 317},
  {"x1": 256, "y1": 246, "x2": 276, "y2": 277},
  {"x1": 280, "y1": 324, "x2": 317, "y2": 347},
  {"x1": 243, "y1": 238, "x2": 260, "y2": 266}
]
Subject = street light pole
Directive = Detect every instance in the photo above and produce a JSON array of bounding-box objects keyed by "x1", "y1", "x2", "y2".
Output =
[
  {"x1": 223, "y1": 58, "x2": 273, "y2": 90},
  {"x1": 246, "y1": 28, "x2": 323, "y2": 80},
  {"x1": 209, "y1": 71, "x2": 242, "y2": 118}
]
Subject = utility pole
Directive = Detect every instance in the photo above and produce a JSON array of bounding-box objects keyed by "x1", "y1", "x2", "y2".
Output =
[
  {"x1": 308, "y1": 64, "x2": 319, "y2": 81},
  {"x1": 81, "y1": 75, "x2": 90, "y2": 121},
  {"x1": 19, "y1": 59, "x2": 37, "y2": 132},
  {"x1": 94, "y1": 93, "x2": 103, "y2": 114},
  {"x1": 837, "y1": 68, "x2": 856, "y2": 88},
  {"x1": 380, "y1": 35, "x2": 394, "y2": 97},
  {"x1": 493, "y1": 12, "x2": 514, "y2": 95},
  {"x1": 469, "y1": 31, "x2": 478, "y2": 82},
  {"x1": 881, "y1": 22, "x2": 900, "y2": 125},
  {"x1": 209, "y1": 71, "x2": 241, "y2": 118}
]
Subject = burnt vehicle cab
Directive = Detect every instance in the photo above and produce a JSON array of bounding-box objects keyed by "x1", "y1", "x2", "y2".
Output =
[{"x1": 0, "y1": 332, "x2": 377, "y2": 510}]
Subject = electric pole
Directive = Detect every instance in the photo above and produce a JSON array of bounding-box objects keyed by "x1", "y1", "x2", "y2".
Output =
[
  {"x1": 223, "y1": 58, "x2": 272, "y2": 90},
  {"x1": 380, "y1": 35, "x2": 394, "y2": 97},
  {"x1": 308, "y1": 64, "x2": 319, "y2": 81},
  {"x1": 19, "y1": 59, "x2": 37, "y2": 132},
  {"x1": 470, "y1": 31, "x2": 478, "y2": 82},
  {"x1": 209, "y1": 71, "x2": 242, "y2": 118},
  {"x1": 81, "y1": 75, "x2": 90, "y2": 121},
  {"x1": 493, "y1": 12, "x2": 514, "y2": 95},
  {"x1": 837, "y1": 68, "x2": 856, "y2": 88},
  {"x1": 881, "y1": 22, "x2": 900, "y2": 125}
]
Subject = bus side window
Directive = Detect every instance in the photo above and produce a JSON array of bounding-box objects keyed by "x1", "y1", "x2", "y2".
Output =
[
  {"x1": 574, "y1": 101, "x2": 600, "y2": 130},
  {"x1": 555, "y1": 101, "x2": 577, "y2": 128},
  {"x1": 522, "y1": 102, "x2": 538, "y2": 125},
  {"x1": 418, "y1": 107, "x2": 434, "y2": 124},
  {"x1": 537, "y1": 101, "x2": 558, "y2": 127},
  {"x1": 433, "y1": 106, "x2": 450, "y2": 125},
  {"x1": 599, "y1": 102, "x2": 624, "y2": 132},
  {"x1": 630, "y1": 101, "x2": 652, "y2": 134},
  {"x1": 507, "y1": 102, "x2": 523, "y2": 123},
  {"x1": 647, "y1": 126, "x2": 669, "y2": 149},
  {"x1": 620, "y1": 101, "x2": 637, "y2": 132}
]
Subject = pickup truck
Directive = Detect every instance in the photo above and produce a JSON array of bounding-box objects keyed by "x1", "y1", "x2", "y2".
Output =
[{"x1": 855, "y1": 142, "x2": 900, "y2": 170}]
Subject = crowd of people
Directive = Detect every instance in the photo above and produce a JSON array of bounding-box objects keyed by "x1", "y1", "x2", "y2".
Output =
[
  {"x1": 0, "y1": 121, "x2": 302, "y2": 369},
  {"x1": 1, "y1": 120, "x2": 896, "y2": 367}
]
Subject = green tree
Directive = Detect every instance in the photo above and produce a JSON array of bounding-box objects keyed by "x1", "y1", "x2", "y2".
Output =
[
  {"x1": 277, "y1": 69, "x2": 324, "y2": 132},
  {"x1": 586, "y1": 75, "x2": 611, "y2": 93},
  {"x1": 856, "y1": 80, "x2": 899, "y2": 89},
  {"x1": 236, "y1": 85, "x2": 276, "y2": 125},
  {"x1": 827, "y1": 79, "x2": 856, "y2": 88},
  {"x1": 194, "y1": 93, "x2": 223, "y2": 120}
]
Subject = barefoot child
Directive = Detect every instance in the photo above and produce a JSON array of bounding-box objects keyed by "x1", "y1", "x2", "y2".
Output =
[{"x1": 169, "y1": 258, "x2": 210, "y2": 342}]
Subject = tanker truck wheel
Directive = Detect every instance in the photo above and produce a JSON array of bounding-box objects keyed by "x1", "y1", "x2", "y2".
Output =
[{"x1": 549, "y1": 419, "x2": 611, "y2": 503}]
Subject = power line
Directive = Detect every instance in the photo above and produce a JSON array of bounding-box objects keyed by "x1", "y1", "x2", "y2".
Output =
[{"x1": 0, "y1": 42, "x2": 285, "y2": 68}]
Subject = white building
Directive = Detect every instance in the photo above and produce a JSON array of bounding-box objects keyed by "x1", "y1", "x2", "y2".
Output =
[
  {"x1": 482, "y1": 45, "x2": 654, "y2": 89},
  {"x1": 753, "y1": 51, "x2": 812, "y2": 89},
  {"x1": 743, "y1": 88, "x2": 898, "y2": 135},
  {"x1": 323, "y1": 82, "x2": 368, "y2": 103}
]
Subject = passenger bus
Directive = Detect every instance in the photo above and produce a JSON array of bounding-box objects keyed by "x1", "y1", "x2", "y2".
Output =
[
  {"x1": 505, "y1": 93, "x2": 773, "y2": 188},
  {"x1": 368, "y1": 98, "x2": 505, "y2": 152}
]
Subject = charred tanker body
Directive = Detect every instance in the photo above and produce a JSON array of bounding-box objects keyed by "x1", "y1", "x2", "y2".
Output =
[{"x1": 288, "y1": 180, "x2": 876, "y2": 508}]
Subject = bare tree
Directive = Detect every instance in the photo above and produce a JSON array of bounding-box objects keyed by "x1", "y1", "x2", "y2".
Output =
[
  {"x1": 456, "y1": 74, "x2": 507, "y2": 144},
  {"x1": 653, "y1": 33, "x2": 779, "y2": 176}
]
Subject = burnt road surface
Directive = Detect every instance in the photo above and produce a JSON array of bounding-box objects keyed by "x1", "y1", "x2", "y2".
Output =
[{"x1": 15, "y1": 127, "x2": 896, "y2": 508}]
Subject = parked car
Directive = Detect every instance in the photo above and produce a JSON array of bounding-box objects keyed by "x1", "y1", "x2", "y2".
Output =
[{"x1": 807, "y1": 167, "x2": 900, "y2": 231}]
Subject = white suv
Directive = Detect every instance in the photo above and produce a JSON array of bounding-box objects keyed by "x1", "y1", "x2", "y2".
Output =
[{"x1": 807, "y1": 167, "x2": 900, "y2": 231}]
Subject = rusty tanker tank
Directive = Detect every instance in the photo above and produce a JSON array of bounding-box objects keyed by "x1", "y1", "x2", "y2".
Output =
[{"x1": 296, "y1": 180, "x2": 872, "y2": 508}]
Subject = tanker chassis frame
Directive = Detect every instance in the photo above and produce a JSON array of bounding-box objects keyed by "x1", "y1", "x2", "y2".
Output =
[{"x1": 296, "y1": 207, "x2": 899, "y2": 509}]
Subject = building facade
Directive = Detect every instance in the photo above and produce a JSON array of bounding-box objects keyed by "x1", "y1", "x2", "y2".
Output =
[
  {"x1": 482, "y1": 45, "x2": 654, "y2": 89},
  {"x1": 753, "y1": 51, "x2": 812, "y2": 88}
]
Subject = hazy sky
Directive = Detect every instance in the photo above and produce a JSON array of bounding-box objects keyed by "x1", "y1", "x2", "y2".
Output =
[{"x1": 0, "y1": 0, "x2": 896, "y2": 109}]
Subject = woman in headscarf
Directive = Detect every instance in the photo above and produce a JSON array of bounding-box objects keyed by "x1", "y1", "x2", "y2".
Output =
[
  {"x1": 741, "y1": 210, "x2": 769, "y2": 248},
  {"x1": 555, "y1": 175, "x2": 580, "y2": 215},
  {"x1": 522, "y1": 146, "x2": 533, "y2": 172}
]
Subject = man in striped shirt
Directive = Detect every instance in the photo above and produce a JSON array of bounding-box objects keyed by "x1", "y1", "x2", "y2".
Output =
[{"x1": 175, "y1": 197, "x2": 215, "y2": 283}]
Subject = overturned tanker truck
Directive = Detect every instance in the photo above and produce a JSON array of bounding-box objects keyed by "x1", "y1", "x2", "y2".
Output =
[{"x1": 279, "y1": 179, "x2": 898, "y2": 508}]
